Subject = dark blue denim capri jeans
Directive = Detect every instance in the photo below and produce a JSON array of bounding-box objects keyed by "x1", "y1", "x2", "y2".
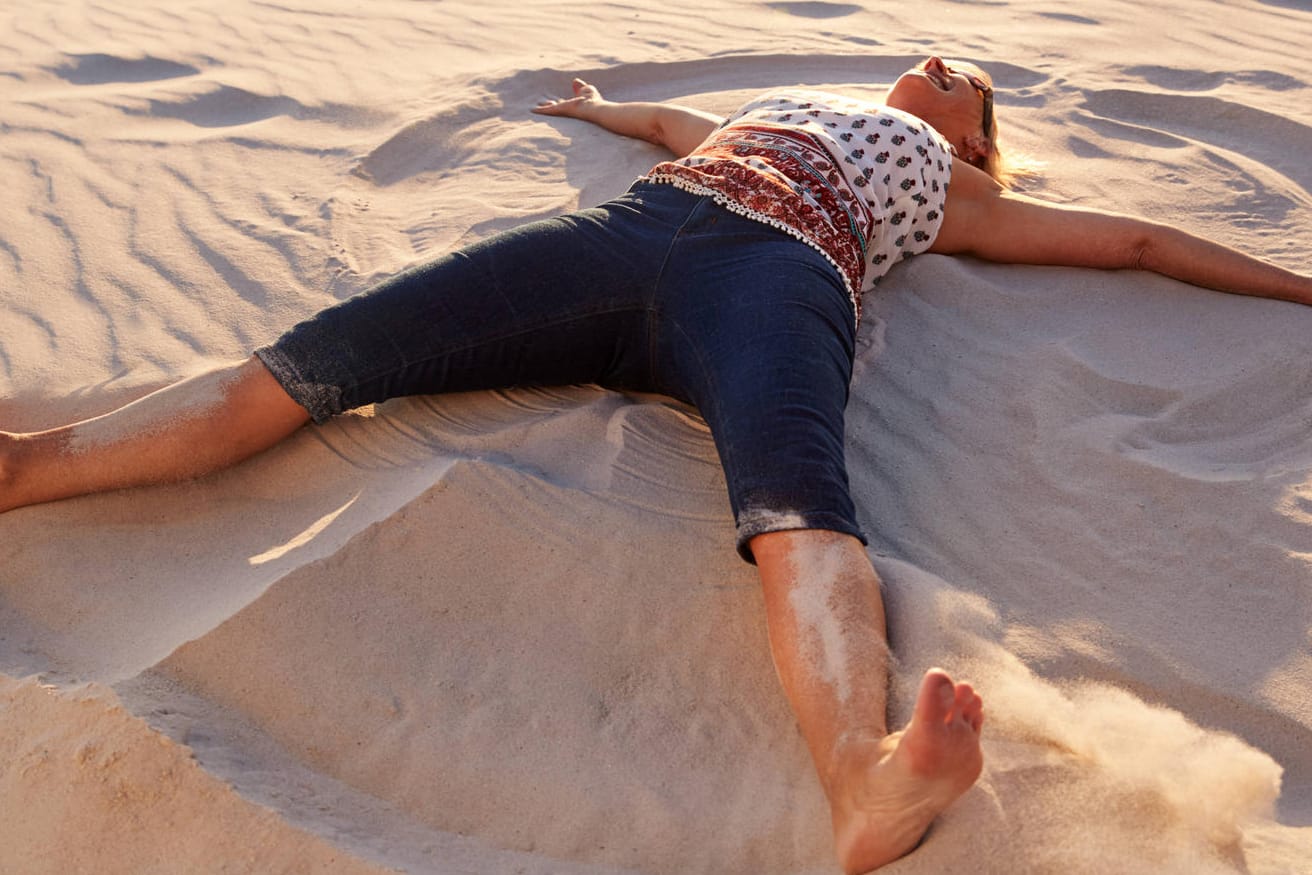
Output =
[{"x1": 256, "y1": 182, "x2": 866, "y2": 562}]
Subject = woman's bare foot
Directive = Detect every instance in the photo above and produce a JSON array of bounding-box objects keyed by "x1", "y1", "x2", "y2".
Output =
[{"x1": 828, "y1": 669, "x2": 984, "y2": 874}]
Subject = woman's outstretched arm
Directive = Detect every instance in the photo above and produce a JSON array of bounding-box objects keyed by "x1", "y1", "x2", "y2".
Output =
[
  {"x1": 934, "y1": 162, "x2": 1312, "y2": 306},
  {"x1": 532, "y1": 78, "x2": 723, "y2": 158}
]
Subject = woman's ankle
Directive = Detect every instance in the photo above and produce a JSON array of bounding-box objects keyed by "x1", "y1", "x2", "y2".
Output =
[{"x1": 823, "y1": 726, "x2": 891, "y2": 801}]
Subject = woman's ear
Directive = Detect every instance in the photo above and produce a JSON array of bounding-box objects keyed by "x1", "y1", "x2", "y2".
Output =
[{"x1": 961, "y1": 134, "x2": 990, "y2": 167}]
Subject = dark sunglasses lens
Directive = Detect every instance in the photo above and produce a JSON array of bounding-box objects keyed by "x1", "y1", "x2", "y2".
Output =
[{"x1": 963, "y1": 73, "x2": 993, "y2": 140}]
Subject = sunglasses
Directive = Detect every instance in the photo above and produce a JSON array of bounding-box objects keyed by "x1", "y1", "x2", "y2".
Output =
[{"x1": 948, "y1": 65, "x2": 994, "y2": 143}]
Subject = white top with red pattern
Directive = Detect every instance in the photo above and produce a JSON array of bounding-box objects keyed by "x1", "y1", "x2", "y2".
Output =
[{"x1": 643, "y1": 90, "x2": 953, "y2": 325}]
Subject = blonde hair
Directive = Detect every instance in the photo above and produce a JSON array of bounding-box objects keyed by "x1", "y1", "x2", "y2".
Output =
[
  {"x1": 981, "y1": 124, "x2": 1043, "y2": 189},
  {"x1": 981, "y1": 126, "x2": 1018, "y2": 188},
  {"x1": 946, "y1": 59, "x2": 1041, "y2": 189}
]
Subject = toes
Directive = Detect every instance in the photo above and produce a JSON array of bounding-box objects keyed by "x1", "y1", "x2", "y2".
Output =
[
  {"x1": 913, "y1": 668, "x2": 957, "y2": 725},
  {"x1": 950, "y1": 683, "x2": 985, "y2": 732},
  {"x1": 952, "y1": 682, "x2": 975, "y2": 710},
  {"x1": 914, "y1": 670, "x2": 986, "y2": 732},
  {"x1": 961, "y1": 691, "x2": 984, "y2": 732}
]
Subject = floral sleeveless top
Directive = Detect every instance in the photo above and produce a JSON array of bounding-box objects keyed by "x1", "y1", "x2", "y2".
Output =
[{"x1": 644, "y1": 90, "x2": 954, "y2": 325}]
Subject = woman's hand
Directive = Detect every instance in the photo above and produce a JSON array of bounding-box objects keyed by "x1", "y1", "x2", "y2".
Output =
[{"x1": 533, "y1": 78, "x2": 607, "y2": 120}]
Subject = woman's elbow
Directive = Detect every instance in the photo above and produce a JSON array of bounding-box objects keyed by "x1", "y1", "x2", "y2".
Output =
[
  {"x1": 1129, "y1": 224, "x2": 1178, "y2": 273},
  {"x1": 644, "y1": 120, "x2": 670, "y2": 150},
  {"x1": 1128, "y1": 237, "x2": 1151, "y2": 272}
]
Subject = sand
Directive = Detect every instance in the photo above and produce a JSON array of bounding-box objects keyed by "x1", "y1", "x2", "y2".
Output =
[{"x1": 2, "y1": 0, "x2": 1312, "y2": 872}]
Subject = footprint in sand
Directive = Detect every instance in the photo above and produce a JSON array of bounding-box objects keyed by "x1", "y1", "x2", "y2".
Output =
[
  {"x1": 764, "y1": 1, "x2": 862, "y2": 19},
  {"x1": 142, "y1": 84, "x2": 302, "y2": 128},
  {"x1": 52, "y1": 52, "x2": 199, "y2": 85}
]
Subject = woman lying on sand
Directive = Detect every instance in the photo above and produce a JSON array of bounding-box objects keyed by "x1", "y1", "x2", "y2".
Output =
[{"x1": 3, "y1": 56, "x2": 1310, "y2": 873}]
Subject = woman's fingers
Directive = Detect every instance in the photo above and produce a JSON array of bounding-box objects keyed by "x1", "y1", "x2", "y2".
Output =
[
  {"x1": 531, "y1": 78, "x2": 600, "y2": 116},
  {"x1": 532, "y1": 93, "x2": 575, "y2": 114},
  {"x1": 572, "y1": 78, "x2": 600, "y2": 98}
]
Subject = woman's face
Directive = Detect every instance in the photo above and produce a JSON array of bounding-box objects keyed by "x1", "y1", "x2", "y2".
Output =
[{"x1": 886, "y1": 56, "x2": 993, "y2": 165}]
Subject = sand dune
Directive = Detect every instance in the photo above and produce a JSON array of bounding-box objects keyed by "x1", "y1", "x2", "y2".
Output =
[{"x1": 3, "y1": 0, "x2": 1312, "y2": 872}]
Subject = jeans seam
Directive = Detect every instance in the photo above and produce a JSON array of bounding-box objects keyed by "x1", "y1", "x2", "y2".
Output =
[{"x1": 647, "y1": 195, "x2": 713, "y2": 380}]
